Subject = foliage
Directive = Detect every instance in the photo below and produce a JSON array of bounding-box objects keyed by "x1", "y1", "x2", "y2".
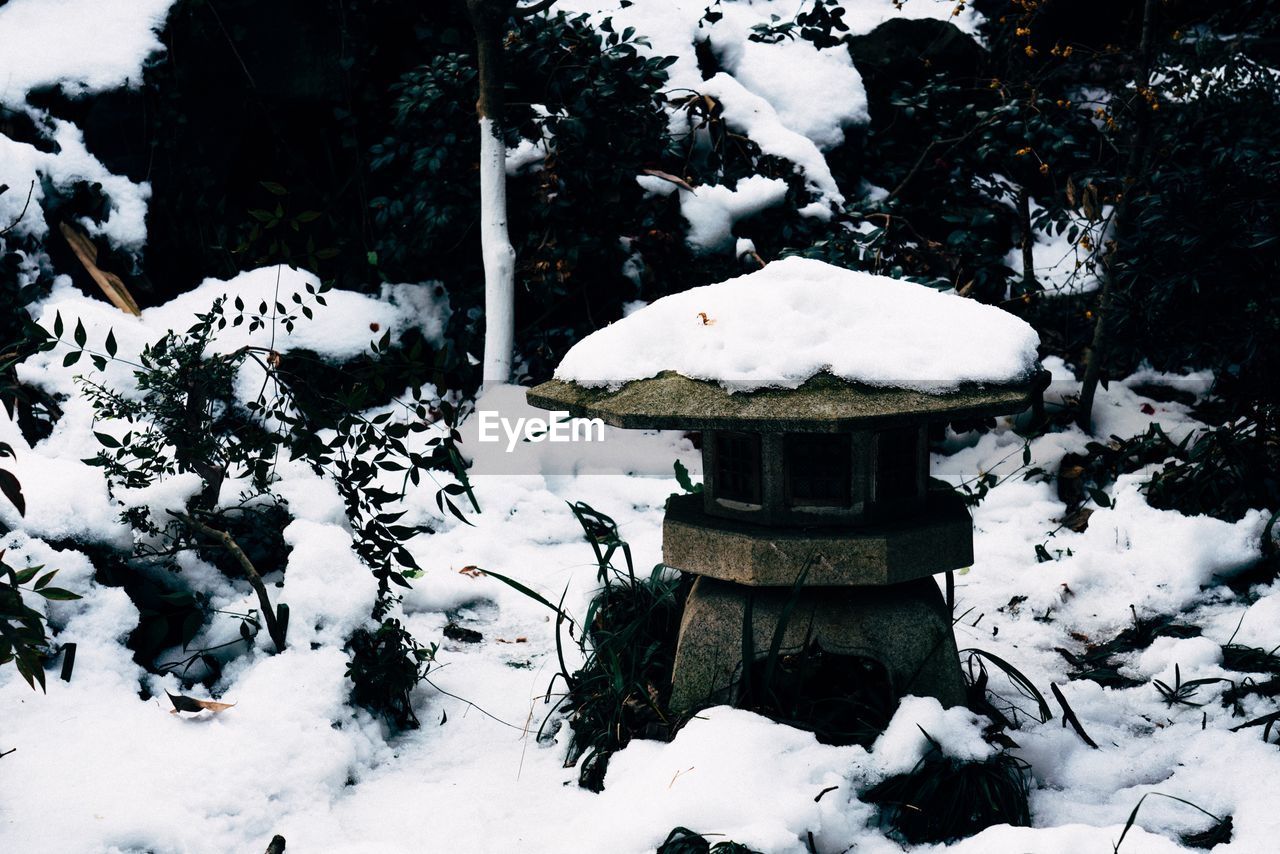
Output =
[
  {"x1": 1104, "y1": 40, "x2": 1280, "y2": 427},
  {"x1": 555, "y1": 501, "x2": 685, "y2": 791},
  {"x1": 784, "y1": 7, "x2": 1110, "y2": 301},
  {"x1": 0, "y1": 195, "x2": 59, "y2": 446},
  {"x1": 369, "y1": 11, "x2": 679, "y2": 380},
  {"x1": 344, "y1": 618, "x2": 437, "y2": 730},
  {"x1": 656, "y1": 827, "x2": 761, "y2": 854},
  {"x1": 0, "y1": 553, "x2": 80, "y2": 691},
  {"x1": 0, "y1": 441, "x2": 23, "y2": 518},
  {"x1": 738, "y1": 643, "x2": 897, "y2": 747},
  {"x1": 961, "y1": 647, "x2": 1054, "y2": 730},
  {"x1": 863, "y1": 731, "x2": 1032, "y2": 845},
  {"x1": 1151, "y1": 663, "x2": 1227, "y2": 709},
  {"x1": 44, "y1": 292, "x2": 473, "y2": 711},
  {"x1": 1113, "y1": 792, "x2": 1233, "y2": 852},
  {"x1": 1060, "y1": 423, "x2": 1278, "y2": 523},
  {"x1": 1057, "y1": 607, "x2": 1200, "y2": 689},
  {"x1": 742, "y1": 0, "x2": 850, "y2": 49}
]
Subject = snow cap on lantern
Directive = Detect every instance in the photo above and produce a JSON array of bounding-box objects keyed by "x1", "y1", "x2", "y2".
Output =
[{"x1": 530, "y1": 257, "x2": 1044, "y2": 534}]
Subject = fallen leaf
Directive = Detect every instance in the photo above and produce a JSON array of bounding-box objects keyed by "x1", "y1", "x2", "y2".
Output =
[
  {"x1": 696, "y1": 312, "x2": 716, "y2": 326},
  {"x1": 458, "y1": 565, "x2": 483, "y2": 578},
  {"x1": 167, "y1": 692, "x2": 236, "y2": 715},
  {"x1": 1140, "y1": 402, "x2": 1156, "y2": 415},
  {"x1": 1062, "y1": 507, "x2": 1094, "y2": 532},
  {"x1": 641, "y1": 168, "x2": 695, "y2": 193},
  {"x1": 496, "y1": 637, "x2": 527, "y2": 644}
]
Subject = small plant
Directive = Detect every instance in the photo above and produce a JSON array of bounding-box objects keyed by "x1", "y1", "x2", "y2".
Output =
[
  {"x1": 1, "y1": 553, "x2": 80, "y2": 691},
  {"x1": 1152, "y1": 664, "x2": 1227, "y2": 709},
  {"x1": 863, "y1": 729, "x2": 1032, "y2": 844},
  {"x1": 656, "y1": 827, "x2": 761, "y2": 854},
  {"x1": 557, "y1": 502, "x2": 685, "y2": 790},
  {"x1": 478, "y1": 501, "x2": 686, "y2": 791},
  {"x1": 345, "y1": 618, "x2": 437, "y2": 731},
  {"x1": 961, "y1": 648, "x2": 1053, "y2": 730},
  {"x1": 731, "y1": 561, "x2": 897, "y2": 748},
  {"x1": 1113, "y1": 792, "x2": 1232, "y2": 852},
  {"x1": 1056, "y1": 608, "x2": 1201, "y2": 690},
  {"x1": 738, "y1": 643, "x2": 896, "y2": 747}
]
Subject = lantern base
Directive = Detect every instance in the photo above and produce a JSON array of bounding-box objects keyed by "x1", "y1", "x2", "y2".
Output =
[{"x1": 669, "y1": 575, "x2": 967, "y2": 713}]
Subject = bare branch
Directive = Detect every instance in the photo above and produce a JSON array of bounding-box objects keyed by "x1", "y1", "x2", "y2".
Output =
[
  {"x1": 0, "y1": 181, "x2": 34, "y2": 237},
  {"x1": 169, "y1": 510, "x2": 288, "y2": 651}
]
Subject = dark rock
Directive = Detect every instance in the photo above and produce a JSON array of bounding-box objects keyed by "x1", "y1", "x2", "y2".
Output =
[{"x1": 443, "y1": 622, "x2": 483, "y2": 644}]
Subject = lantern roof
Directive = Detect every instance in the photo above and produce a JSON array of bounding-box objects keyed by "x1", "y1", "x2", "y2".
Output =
[
  {"x1": 527, "y1": 371, "x2": 1040, "y2": 432},
  {"x1": 528, "y1": 258, "x2": 1042, "y2": 430}
]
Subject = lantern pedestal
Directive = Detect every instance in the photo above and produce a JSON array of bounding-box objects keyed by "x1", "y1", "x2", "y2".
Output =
[
  {"x1": 662, "y1": 491, "x2": 972, "y2": 712},
  {"x1": 669, "y1": 574, "x2": 968, "y2": 713}
]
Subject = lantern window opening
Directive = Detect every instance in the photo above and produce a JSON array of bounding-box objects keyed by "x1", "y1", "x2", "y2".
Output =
[
  {"x1": 783, "y1": 433, "x2": 853, "y2": 508},
  {"x1": 713, "y1": 431, "x2": 763, "y2": 506},
  {"x1": 874, "y1": 427, "x2": 922, "y2": 506}
]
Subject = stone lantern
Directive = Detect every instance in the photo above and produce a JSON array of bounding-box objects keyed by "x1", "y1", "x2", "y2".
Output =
[{"x1": 526, "y1": 258, "x2": 1042, "y2": 714}]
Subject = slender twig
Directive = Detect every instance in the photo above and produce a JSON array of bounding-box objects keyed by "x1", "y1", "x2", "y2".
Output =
[
  {"x1": 0, "y1": 181, "x2": 34, "y2": 236},
  {"x1": 168, "y1": 510, "x2": 287, "y2": 651},
  {"x1": 1051, "y1": 682, "x2": 1099, "y2": 748}
]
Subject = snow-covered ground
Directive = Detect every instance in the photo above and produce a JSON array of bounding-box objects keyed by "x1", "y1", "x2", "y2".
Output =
[
  {"x1": 2, "y1": 1, "x2": 1278, "y2": 852},
  {"x1": 1, "y1": 273, "x2": 1276, "y2": 854}
]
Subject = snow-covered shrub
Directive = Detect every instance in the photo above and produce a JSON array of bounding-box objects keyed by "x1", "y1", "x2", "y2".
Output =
[
  {"x1": 344, "y1": 617, "x2": 437, "y2": 731},
  {"x1": 44, "y1": 294, "x2": 472, "y2": 699}
]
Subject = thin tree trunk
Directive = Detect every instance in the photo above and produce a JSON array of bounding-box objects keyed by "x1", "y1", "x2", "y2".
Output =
[
  {"x1": 467, "y1": 0, "x2": 518, "y2": 387},
  {"x1": 1077, "y1": 0, "x2": 1158, "y2": 431},
  {"x1": 1017, "y1": 185, "x2": 1037, "y2": 294}
]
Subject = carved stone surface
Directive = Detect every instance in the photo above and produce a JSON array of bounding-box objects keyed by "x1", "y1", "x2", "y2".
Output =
[
  {"x1": 669, "y1": 575, "x2": 968, "y2": 712},
  {"x1": 527, "y1": 371, "x2": 1039, "y2": 432},
  {"x1": 662, "y1": 491, "x2": 973, "y2": 587}
]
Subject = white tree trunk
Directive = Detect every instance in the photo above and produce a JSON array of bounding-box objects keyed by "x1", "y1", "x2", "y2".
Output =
[{"x1": 479, "y1": 117, "x2": 516, "y2": 387}]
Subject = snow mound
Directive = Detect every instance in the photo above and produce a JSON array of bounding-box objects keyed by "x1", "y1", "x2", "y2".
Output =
[
  {"x1": 0, "y1": 0, "x2": 174, "y2": 105},
  {"x1": 554, "y1": 257, "x2": 1041, "y2": 392}
]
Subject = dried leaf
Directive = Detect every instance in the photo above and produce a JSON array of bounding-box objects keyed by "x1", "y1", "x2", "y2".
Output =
[
  {"x1": 167, "y1": 692, "x2": 236, "y2": 715},
  {"x1": 1082, "y1": 183, "x2": 1101, "y2": 221},
  {"x1": 696, "y1": 312, "x2": 716, "y2": 326},
  {"x1": 641, "y1": 168, "x2": 695, "y2": 193},
  {"x1": 1062, "y1": 507, "x2": 1094, "y2": 532},
  {"x1": 458, "y1": 565, "x2": 483, "y2": 578}
]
